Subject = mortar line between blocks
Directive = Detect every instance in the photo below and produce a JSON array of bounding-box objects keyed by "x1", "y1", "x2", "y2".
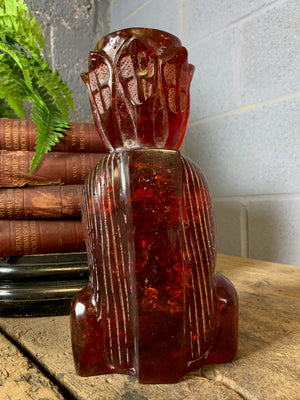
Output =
[
  {"x1": 125, "y1": 1, "x2": 150, "y2": 20},
  {"x1": 93, "y1": 0, "x2": 101, "y2": 34},
  {"x1": 188, "y1": 0, "x2": 288, "y2": 50},
  {"x1": 50, "y1": 26, "x2": 55, "y2": 70},
  {"x1": 188, "y1": 91, "x2": 300, "y2": 127},
  {"x1": 213, "y1": 193, "x2": 300, "y2": 202}
]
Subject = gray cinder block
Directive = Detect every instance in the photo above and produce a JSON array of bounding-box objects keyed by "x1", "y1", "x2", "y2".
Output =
[
  {"x1": 188, "y1": 30, "x2": 237, "y2": 121},
  {"x1": 241, "y1": 0, "x2": 300, "y2": 104},
  {"x1": 186, "y1": 96, "x2": 300, "y2": 197},
  {"x1": 25, "y1": 0, "x2": 110, "y2": 122},
  {"x1": 181, "y1": 0, "x2": 276, "y2": 46},
  {"x1": 110, "y1": 0, "x2": 181, "y2": 38},
  {"x1": 213, "y1": 199, "x2": 246, "y2": 257},
  {"x1": 248, "y1": 197, "x2": 300, "y2": 265}
]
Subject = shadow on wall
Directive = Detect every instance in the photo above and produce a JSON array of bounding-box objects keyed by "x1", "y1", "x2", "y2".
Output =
[
  {"x1": 248, "y1": 198, "x2": 300, "y2": 266},
  {"x1": 213, "y1": 198, "x2": 300, "y2": 266},
  {"x1": 213, "y1": 200, "x2": 244, "y2": 258}
]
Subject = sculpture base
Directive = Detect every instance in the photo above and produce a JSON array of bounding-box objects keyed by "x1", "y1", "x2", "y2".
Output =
[{"x1": 71, "y1": 272, "x2": 238, "y2": 384}]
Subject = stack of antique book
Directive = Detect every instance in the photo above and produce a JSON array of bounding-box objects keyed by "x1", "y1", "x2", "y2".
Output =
[
  {"x1": 0, "y1": 118, "x2": 107, "y2": 257},
  {"x1": 0, "y1": 118, "x2": 106, "y2": 315}
]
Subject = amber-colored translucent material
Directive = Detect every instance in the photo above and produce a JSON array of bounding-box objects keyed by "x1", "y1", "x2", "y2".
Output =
[
  {"x1": 80, "y1": 28, "x2": 194, "y2": 152},
  {"x1": 70, "y1": 28, "x2": 238, "y2": 384}
]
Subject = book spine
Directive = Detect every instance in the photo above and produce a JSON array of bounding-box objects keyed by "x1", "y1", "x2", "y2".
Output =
[
  {"x1": 0, "y1": 220, "x2": 85, "y2": 257},
  {"x1": 0, "y1": 119, "x2": 107, "y2": 153},
  {"x1": 0, "y1": 185, "x2": 83, "y2": 219},
  {"x1": 0, "y1": 151, "x2": 105, "y2": 187}
]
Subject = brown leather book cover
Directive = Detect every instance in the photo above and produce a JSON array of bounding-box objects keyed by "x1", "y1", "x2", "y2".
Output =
[
  {"x1": 0, "y1": 118, "x2": 107, "y2": 153},
  {"x1": 0, "y1": 220, "x2": 85, "y2": 257},
  {"x1": 0, "y1": 185, "x2": 83, "y2": 219},
  {"x1": 0, "y1": 150, "x2": 105, "y2": 187}
]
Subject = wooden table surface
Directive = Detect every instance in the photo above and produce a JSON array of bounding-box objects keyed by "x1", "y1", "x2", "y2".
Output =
[{"x1": 0, "y1": 254, "x2": 299, "y2": 400}]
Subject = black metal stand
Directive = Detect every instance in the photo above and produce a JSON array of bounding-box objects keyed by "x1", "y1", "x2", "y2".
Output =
[{"x1": 0, "y1": 253, "x2": 88, "y2": 317}]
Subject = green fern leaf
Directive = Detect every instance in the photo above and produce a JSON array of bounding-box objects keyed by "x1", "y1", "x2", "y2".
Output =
[
  {"x1": 30, "y1": 111, "x2": 68, "y2": 173},
  {"x1": 0, "y1": 98, "x2": 16, "y2": 118},
  {"x1": 0, "y1": 0, "x2": 73, "y2": 172},
  {"x1": 0, "y1": 58, "x2": 26, "y2": 117}
]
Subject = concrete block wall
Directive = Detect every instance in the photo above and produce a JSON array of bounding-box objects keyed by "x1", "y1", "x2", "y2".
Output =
[
  {"x1": 26, "y1": 0, "x2": 110, "y2": 122},
  {"x1": 110, "y1": 0, "x2": 300, "y2": 265},
  {"x1": 24, "y1": 1, "x2": 300, "y2": 265}
]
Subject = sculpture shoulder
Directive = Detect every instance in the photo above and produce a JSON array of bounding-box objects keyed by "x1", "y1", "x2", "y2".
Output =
[{"x1": 180, "y1": 154, "x2": 209, "y2": 185}]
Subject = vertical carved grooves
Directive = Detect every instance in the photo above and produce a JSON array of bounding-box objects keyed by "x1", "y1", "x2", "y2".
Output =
[
  {"x1": 181, "y1": 156, "x2": 216, "y2": 363},
  {"x1": 202, "y1": 177, "x2": 217, "y2": 269},
  {"x1": 83, "y1": 152, "x2": 138, "y2": 375},
  {"x1": 153, "y1": 59, "x2": 169, "y2": 147},
  {"x1": 81, "y1": 168, "x2": 97, "y2": 292}
]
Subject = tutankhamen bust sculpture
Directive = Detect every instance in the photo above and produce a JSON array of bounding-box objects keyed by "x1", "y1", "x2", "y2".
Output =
[{"x1": 70, "y1": 28, "x2": 238, "y2": 384}]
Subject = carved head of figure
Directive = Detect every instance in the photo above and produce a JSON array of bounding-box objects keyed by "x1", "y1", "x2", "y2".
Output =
[{"x1": 81, "y1": 28, "x2": 194, "y2": 152}]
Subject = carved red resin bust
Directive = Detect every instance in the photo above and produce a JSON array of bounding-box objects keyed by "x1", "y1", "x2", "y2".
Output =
[{"x1": 70, "y1": 28, "x2": 238, "y2": 384}]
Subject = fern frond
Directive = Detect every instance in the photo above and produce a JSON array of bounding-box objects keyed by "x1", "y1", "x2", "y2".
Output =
[
  {"x1": 0, "y1": 41, "x2": 34, "y2": 94},
  {"x1": 0, "y1": 0, "x2": 74, "y2": 172},
  {"x1": 30, "y1": 58, "x2": 74, "y2": 111},
  {"x1": 0, "y1": 57, "x2": 26, "y2": 118},
  {"x1": 0, "y1": 98, "x2": 17, "y2": 118},
  {"x1": 30, "y1": 114, "x2": 68, "y2": 173},
  {"x1": 28, "y1": 83, "x2": 71, "y2": 173}
]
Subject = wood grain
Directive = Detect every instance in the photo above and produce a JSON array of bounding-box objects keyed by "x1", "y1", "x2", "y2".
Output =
[
  {"x1": 0, "y1": 254, "x2": 299, "y2": 399},
  {"x1": 0, "y1": 332, "x2": 64, "y2": 399}
]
